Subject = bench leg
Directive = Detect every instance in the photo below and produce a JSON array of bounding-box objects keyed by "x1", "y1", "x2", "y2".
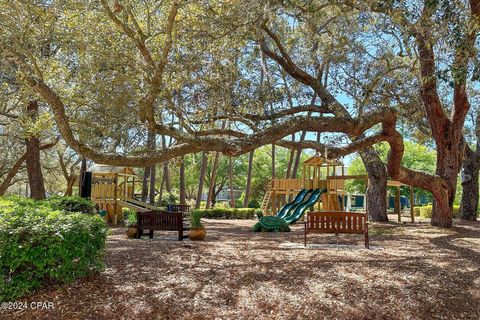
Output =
[
  {"x1": 304, "y1": 223, "x2": 307, "y2": 247},
  {"x1": 178, "y1": 229, "x2": 183, "y2": 241},
  {"x1": 149, "y1": 229, "x2": 154, "y2": 239},
  {"x1": 136, "y1": 228, "x2": 142, "y2": 239}
]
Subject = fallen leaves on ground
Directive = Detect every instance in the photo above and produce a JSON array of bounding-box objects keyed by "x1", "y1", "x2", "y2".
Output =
[{"x1": 2, "y1": 216, "x2": 480, "y2": 320}]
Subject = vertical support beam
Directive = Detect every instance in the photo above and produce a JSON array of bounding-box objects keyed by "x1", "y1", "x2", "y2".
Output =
[
  {"x1": 132, "y1": 177, "x2": 136, "y2": 199},
  {"x1": 410, "y1": 185, "x2": 415, "y2": 223},
  {"x1": 113, "y1": 174, "x2": 118, "y2": 226},
  {"x1": 395, "y1": 186, "x2": 401, "y2": 222},
  {"x1": 272, "y1": 189, "x2": 276, "y2": 215}
]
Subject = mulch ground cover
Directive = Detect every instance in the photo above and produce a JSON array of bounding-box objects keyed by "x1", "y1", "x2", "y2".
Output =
[{"x1": 2, "y1": 215, "x2": 480, "y2": 319}]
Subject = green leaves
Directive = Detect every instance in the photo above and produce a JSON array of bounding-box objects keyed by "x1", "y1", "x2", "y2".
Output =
[{"x1": 0, "y1": 196, "x2": 108, "y2": 302}]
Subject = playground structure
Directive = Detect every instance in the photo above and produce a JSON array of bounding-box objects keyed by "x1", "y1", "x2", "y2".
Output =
[
  {"x1": 261, "y1": 155, "x2": 416, "y2": 223},
  {"x1": 260, "y1": 156, "x2": 346, "y2": 215},
  {"x1": 88, "y1": 164, "x2": 160, "y2": 224}
]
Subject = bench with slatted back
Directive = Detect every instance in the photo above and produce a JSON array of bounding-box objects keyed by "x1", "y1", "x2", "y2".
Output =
[
  {"x1": 305, "y1": 211, "x2": 369, "y2": 248},
  {"x1": 136, "y1": 210, "x2": 187, "y2": 240}
]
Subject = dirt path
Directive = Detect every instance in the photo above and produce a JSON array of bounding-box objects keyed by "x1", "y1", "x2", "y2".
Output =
[{"x1": 2, "y1": 218, "x2": 480, "y2": 320}]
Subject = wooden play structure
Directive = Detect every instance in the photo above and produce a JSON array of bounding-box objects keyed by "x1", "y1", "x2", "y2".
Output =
[
  {"x1": 260, "y1": 155, "x2": 348, "y2": 214},
  {"x1": 89, "y1": 164, "x2": 160, "y2": 224},
  {"x1": 261, "y1": 155, "x2": 417, "y2": 222}
]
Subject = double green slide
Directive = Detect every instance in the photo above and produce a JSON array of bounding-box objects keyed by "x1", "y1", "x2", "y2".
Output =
[{"x1": 275, "y1": 188, "x2": 327, "y2": 224}]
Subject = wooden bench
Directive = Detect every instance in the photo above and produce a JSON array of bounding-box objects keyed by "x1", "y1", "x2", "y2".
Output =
[
  {"x1": 304, "y1": 211, "x2": 369, "y2": 248},
  {"x1": 136, "y1": 210, "x2": 187, "y2": 240},
  {"x1": 167, "y1": 204, "x2": 191, "y2": 214}
]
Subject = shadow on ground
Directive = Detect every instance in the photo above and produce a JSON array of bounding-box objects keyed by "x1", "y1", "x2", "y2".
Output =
[{"x1": 3, "y1": 218, "x2": 480, "y2": 320}]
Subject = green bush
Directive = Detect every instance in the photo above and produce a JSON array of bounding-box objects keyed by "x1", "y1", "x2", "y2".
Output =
[
  {"x1": 413, "y1": 206, "x2": 421, "y2": 217},
  {"x1": 193, "y1": 208, "x2": 256, "y2": 219},
  {"x1": 419, "y1": 205, "x2": 460, "y2": 218},
  {"x1": 159, "y1": 193, "x2": 179, "y2": 206},
  {"x1": 419, "y1": 205, "x2": 432, "y2": 218},
  {"x1": 248, "y1": 199, "x2": 260, "y2": 208},
  {"x1": 44, "y1": 195, "x2": 95, "y2": 214},
  {"x1": 253, "y1": 216, "x2": 290, "y2": 232},
  {"x1": 0, "y1": 197, "x2": 109, "y2": 302},
  {"x1": 452, "y1": 205, "x2": 460, "y2": 218}
]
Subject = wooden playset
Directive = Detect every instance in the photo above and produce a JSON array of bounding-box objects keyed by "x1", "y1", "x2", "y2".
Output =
[
  {"x1": 261, "y1": 155, "x2": 416, "y2": 222},
  {"x1": 260, "y1": 155, "x2": 350, "y2": 214},
  {"x1": 88, "y1": 164, "x2": 160, "y2": 224}
]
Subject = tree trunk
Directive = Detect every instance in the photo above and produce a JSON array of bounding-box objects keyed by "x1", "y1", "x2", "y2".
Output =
[
  {"x1": 141, "y1": 167, "x2": 150, "y2": 202},
  {"x1": 460, "y1": 149, "x2": 479, "y2": 221},
  {"x1": 431, "y1": 141, "x2": 464, "y2": 227},
  {"x1": 195, "y1": 152, "x2": 208, "y2": 209},
  {"x1": 360, "y1": 149, "x2": 388, "y2": 222},
  {"x1": 79, "y1": 157, "x2": 87, "y2": 196},
  {"x1": 285, "y1": 135, "x2": 295, "y2": 178},
  {"x1": 148, "y1": 130, "x2": 156, "y2": 205},
  {"x1": 291, "y1": 131, "x2": 307, "y2": 178},
  {"x1": 161, "y1": 134, "x2": 171, "y2": 193},
  {"x1": 0, "y1": 153, "x2": 27, "y2": 196},
  {"x1": 228, "y1": 157, "x2": 235, "y2": 208},
  {"x1": 460, "y1": 109, "x2": 480, "y2": 221},
  {"x1": 179, "y1": 157, "x2": 186, "y2": 205},
  {"x1": 64, "y1": 176, "x2": 76, "y2": 196},
  {"x1": 206, "y1": 152, "x2": 221, "y2": 209},
  {"x1": 149, "y1": 165, "x2": 156, "y2": 205},
  {"x1": 243, "y1": 150, "x2": 254, "y2": 207},
  {"x1": 271, "y1": 144, "x2": 276, "y2": 178},
  {"x1": 25, "y1": 100, "x2": 46, "y2": 200},
  {"x1": 163, "y1": 161, "x2": 170, "y2": 193}
]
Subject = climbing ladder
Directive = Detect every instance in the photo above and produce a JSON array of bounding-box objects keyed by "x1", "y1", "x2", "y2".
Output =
[
  {"x1": 260, "y1": 178, "x2": 272, "y2": 214},
  {"x1": 260, "y1": 190, "x2": 272, "y2": 214}
]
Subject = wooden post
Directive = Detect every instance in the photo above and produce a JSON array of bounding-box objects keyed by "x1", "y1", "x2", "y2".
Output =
[
  {"x1": 123, "y1": 176, "x2": 127, "y2": 200},
  {"x1": 395, "y1": 187, "x2": 401, "y2": 222},
  {"x1": 272, "y1": 189, "x2": 276, "y2": 215},
  {"x1": 410, "y1": 185, "x2": 415, "y2": 223},
  {"x1": 113, "y1": 174, "x2": 118, "y2": 225},
  {"x1": 132, "y1": 177, "x2": 136, "y2": 199}
]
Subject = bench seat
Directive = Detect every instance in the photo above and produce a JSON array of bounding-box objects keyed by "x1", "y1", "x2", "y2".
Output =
[{"x1": 304, "y1": 211, "x2": 369, "y2": 248}]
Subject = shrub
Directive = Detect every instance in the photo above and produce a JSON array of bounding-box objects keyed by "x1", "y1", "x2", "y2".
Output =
[
  {"x1": 159, "y1": 193, "x2": 179, "y2": 207},
  {"x1": 190, "y1": 210, "x2": 204, "y2": 228},
  {"x1": 248, "y1": 199, "x2": 260, "y2": 208},
  {"x1": 452, "y1": 205, "x2": 460, "y2": 218},
  {"x1": 253, "y1": 216, "x2": 290, "y2": 232},
  {"x1": 0, "y1": 197, "x2": 109, "y2": 302},
  {"x1": 413, "y1": 206, "x2": 421, "y2": 217},
  {"x1": 419, "y1": 205, "x2": 432, "y2": 218},
  {"x1": 255, "y1": 209, "x2": 263, "y2": 219},
  {"x1": 419, "y1": 205, "x2": 460, "y2": 218},
  {"x1": 44, "y1": 195, "x2": 95, "y2": 214},
  {"x1": 193, "y1": 208, "x2": 256, "y2": 219}
]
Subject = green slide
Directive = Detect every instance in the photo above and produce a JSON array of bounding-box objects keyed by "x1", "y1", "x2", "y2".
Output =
[
  {"x1": 283, "y1": 188, "x2": 327, "y2": 224},
  {"x1": 276, "y1": 189, "x2": 311, "y2": 219}
]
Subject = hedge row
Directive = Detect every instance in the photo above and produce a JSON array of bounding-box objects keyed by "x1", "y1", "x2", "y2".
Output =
[
  {"x1": 193, "y1": 208, "x2": 259, "y2": 219},
  {"x1": 416, "y1": 205, "x2": 460, "y2": 218},
  {"x1": 0, "y1": 196, "x2": 108, "y2": 302}
]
